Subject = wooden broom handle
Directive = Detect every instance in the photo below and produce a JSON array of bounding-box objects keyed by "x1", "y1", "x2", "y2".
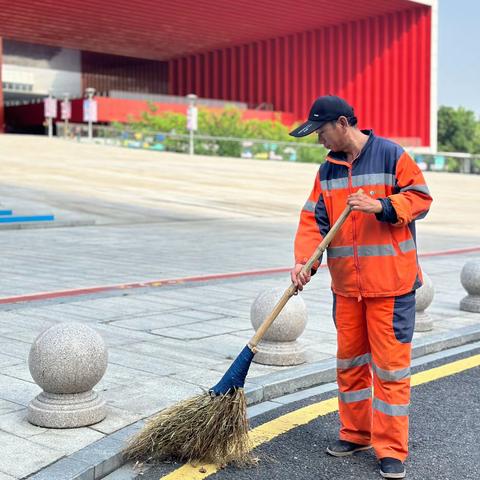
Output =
[{"x1": 248, "y1": 190, "x2": 361, "y2": 350}]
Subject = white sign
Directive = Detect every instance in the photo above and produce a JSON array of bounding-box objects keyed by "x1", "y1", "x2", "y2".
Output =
[
  {"x1": 61, "y1": 101, "x2": 71, "y2": 120},
  {"x1": 187, "y1": 106, "x2": 198, "y2": 131},
  {"x1": 83, "y1": 99, "x2": 98, "y2": 122},
  {"x1": 44, "y1": 98, "x2": 57, "y2": 118}
]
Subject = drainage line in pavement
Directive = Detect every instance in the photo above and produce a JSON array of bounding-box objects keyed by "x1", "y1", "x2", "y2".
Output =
[{"x1": 1, "y1": 246, "x2": 479, "y2": 306}]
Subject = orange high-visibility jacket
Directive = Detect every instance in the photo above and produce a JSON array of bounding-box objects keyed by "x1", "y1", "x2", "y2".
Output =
[{"x1": 295, "y1": 131, "x2": 433, "y2": 298}]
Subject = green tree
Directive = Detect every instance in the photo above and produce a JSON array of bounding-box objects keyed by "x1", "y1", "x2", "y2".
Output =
[
  {"x1": 116, "y1": 105, "x2": 327, "y2": 161},
  {"x1": 437, "y1": 106, "x2": 480, "y2": 153}
]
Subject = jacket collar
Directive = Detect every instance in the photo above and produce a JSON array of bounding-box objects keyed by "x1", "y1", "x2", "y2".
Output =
[{"x1": 326, "y1": 129, "x2": 374, "y2": 166}]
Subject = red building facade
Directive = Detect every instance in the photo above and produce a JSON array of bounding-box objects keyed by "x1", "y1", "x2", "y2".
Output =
[{"x1": 0, "y1": 0, "x2": 437, "y2": 148}]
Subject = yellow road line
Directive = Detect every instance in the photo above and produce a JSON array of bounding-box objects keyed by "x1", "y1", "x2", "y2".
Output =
[
  {"x1": 411, "y1": 353, "x2": 480, "y2": 387},
  {"x1": 160, "y1": 352, "x2": 480, "y2": 480}
]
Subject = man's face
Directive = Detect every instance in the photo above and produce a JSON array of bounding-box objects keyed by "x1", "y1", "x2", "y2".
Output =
[{"x1": 315, "y1": 120, "x2": 345, "y2": 151}]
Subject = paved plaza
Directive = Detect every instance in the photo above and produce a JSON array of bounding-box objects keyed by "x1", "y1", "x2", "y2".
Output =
[{"x1": 0, "y1": 135, "x2": 479, "y2": 479}]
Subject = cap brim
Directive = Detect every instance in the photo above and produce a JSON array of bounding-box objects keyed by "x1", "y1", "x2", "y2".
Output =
[{"x1": 289, "y1": 120, "x2": 324, "y2": 137}]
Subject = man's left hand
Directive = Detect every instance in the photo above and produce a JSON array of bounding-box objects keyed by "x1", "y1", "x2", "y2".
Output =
[{"x1": 347, "y1": 191, "x2": 383, "y2": 214}]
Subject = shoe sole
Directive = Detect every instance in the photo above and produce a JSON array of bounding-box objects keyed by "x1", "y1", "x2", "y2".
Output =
[
  {"x1": 380, "y1": 470, "x2": 406, "y2": 479},
  {"x1": 326, "y1": 445, "x2": 372, "y2": 457}
]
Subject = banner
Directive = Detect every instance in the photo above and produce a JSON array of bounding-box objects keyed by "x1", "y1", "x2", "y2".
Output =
[
  {"x1": 44, "y1": 98, "x2": 57, "y2": 118},
  {"x1": 61, "y1": 101, "x2": 71, "y2": 120},
  {"x1": 187, "y1": 106, "x2": 198, "y2": 131},
  {"x1": 83, "y1": 99, "x2": 98, "y2": 122}
]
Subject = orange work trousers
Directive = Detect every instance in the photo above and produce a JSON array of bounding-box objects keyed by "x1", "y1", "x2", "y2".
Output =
[{"x1": 333, "y1": 292, "x2": 415, "y2": 461}]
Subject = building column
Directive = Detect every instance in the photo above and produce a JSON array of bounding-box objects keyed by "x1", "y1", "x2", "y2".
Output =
[{"x1": 0, "y1": 36, "x2": 4, "y2": 133}]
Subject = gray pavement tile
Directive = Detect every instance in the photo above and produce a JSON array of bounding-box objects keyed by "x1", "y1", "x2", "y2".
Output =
[
  {"x1": 27, "y1": 303, "x2": 104, "y2": 321},
  {"x1": 105, "y1": 377, "x2": 202, "y2": 416},
  {"x1": 107, "y1": 348, "x2": 188, "y2": 376},
  {"x1": 108, "y1": 314, "x2": 194, "y2": 331},
  {"x1": 89, "y1": 406, "x2": 143, "y2": 435},
  {"x1": 29, "y1": 426, "x2": 105, "y2": 456},
  {"x1": 0, "y1": 353, "x2": 23, "y2": 369},
  {"x1": 0, "y1": 399, "x2": 25, "y2": 415},
  {"x1": 185, "y1": 333, "x2": 251, "y2": 359},
  {"x1": 0, "y1": 374, "x2": 41, "y2": 406},
  {"x1": 150, "y1": 326, "x2": 215, "y2": 340},
  {"x1": 170, "y1": 367, "x2": 233, "y2": 389},
  {"x1": 1, "y1": 363, "x2": 34, "y2": 383},
  {"x1": 201, "y1": 316, "x2": 252, "y2": 330},
  {"x1": 0, "y1": 409, "x2": 46, "y2": 438},
  {"x1": 0, "y1": 312, "x2": 55, "y2": 332},
  {"x1": 188, "y1": 320, "x2": 251, "y2": 336},
  {"x1": 0, "y1": 430, "x2": 63, "y2": 478},
  {"x1": 115, "y1": 340, "x2": 227, "y2": 366},
  {"x1": 159, "y1": 308, "x2": 229, "y2": 321},
  {"x1": 91, "y1": 325, "x2": 153, "y2": 346},
  {"x1": 75, "y1": 297, "x2": 179, "y2": 319},
  {"x1": 102, "y1": 363, "x2": 164, "y2": 386},
  {"x1": 0, "y1": 328, "x2": 41, "y2": 345},
  {"x1": 0, "y1": 471, "x2": 16, "y2": 480}
]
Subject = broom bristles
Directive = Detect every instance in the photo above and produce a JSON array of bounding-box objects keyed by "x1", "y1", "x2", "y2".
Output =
[{"x1": 124, "y1": 388, "x2": 255, "y2": 466}]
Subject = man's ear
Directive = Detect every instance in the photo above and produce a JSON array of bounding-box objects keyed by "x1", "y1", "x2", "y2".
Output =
[{"x1": 337, "y1": 116, "x2": 349, "y2": 130}]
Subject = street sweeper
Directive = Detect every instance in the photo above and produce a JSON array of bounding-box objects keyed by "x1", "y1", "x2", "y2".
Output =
[{"x1": 290, "y1": 95, "x2": 433, "y2": 479}]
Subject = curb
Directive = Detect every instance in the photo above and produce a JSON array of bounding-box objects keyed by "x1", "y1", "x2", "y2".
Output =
[{"x1": 27, "y1": 322, "x2": 480, "y2": 480}]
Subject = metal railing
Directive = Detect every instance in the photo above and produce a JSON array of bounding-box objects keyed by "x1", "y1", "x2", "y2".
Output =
[
  {"x1": 55, "y1": 122, "x2": 480, "y2": 173},
  {"x1": 409, "y1": 152, "x2": 480, "y2": 174},
  {"x1": 56, "y1": 123, "x2": 326, "y2": 163}
]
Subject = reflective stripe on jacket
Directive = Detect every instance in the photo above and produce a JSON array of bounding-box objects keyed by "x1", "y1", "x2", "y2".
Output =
[{"x1": 294, "y1": 131, "x2": 433, "y2": 298}]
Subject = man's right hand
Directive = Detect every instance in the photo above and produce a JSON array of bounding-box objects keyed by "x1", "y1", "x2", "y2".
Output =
[{"x1": 290, "y1": 263, "x2": 311, "y2": 291}]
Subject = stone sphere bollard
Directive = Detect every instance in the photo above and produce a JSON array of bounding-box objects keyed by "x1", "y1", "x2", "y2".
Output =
[
  {"x1": 460, "y1": 259, "x2": 480, "y2": 313},
  {"x1": 415, "y1": 271, "x2": 435, "y2": 332},
  {"x1": 250, "y1": 287, "x2": 308, "y2": 366},
  {"x1": 28, "y1": 322, "x2": 108, "y2": 428}
]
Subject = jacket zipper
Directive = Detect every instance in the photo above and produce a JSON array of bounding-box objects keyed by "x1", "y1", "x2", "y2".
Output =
[{"x1": 348, "y1": 166, "x2": 363, "y2": 301}]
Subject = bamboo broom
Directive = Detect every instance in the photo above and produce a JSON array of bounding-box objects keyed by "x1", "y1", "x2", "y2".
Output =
[{"x1": 124, "y1": 197, "x2": 355, "y2": 466}]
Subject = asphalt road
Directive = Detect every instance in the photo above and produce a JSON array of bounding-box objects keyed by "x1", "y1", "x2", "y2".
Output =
[{"x1": 137, "y1": 346, "x2": 480, "y2": 480}]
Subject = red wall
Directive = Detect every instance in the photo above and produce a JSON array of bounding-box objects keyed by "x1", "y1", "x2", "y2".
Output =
[{"x1": 169, "y1": 6, "x2": 431, "y2": 146}]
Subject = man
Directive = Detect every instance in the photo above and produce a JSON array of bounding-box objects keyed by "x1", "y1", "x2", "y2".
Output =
[{"x1": 289, "y1": 95, "x2": 432, "y2": 479}]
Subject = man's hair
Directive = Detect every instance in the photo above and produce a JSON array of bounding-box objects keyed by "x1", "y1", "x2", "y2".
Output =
[
  {"x1": 329, "y1": 116, "x2": 358, "y2": 128},
  {"x1": 346, "y1": 116, "x2": 358, "y2": 127}
]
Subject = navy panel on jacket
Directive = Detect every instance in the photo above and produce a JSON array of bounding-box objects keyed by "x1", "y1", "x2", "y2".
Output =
[{"x1": 315, "y1": 192, "x2": 330, "y2": 238}]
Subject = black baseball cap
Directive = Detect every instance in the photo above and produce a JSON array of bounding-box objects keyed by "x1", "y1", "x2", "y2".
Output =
[{"x1": 289, "y1": 95, "x2": 355, "y2": 137}]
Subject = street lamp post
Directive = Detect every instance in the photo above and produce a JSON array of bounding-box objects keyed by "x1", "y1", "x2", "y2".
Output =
[
  {"x1": 85, "y1": 87, "x2": 96, "y2": 141},
  {"x1": 186, "y1": 93, "x2": 198, "y2": 156},
  {"x1": 46, "y1": 91, "x2": 54, "y2": 138},
  {"x1": 61, "y1": 93, "x2": 71, "y2": 138}
]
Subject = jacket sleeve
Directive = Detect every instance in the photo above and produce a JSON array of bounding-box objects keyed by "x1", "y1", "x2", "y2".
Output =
[
  {"x1": 294, "y1": 170, "x2": 330, "y2": 269},
  {"x1": 387, "y1": 152, "x2": 433, "y2": 226}
]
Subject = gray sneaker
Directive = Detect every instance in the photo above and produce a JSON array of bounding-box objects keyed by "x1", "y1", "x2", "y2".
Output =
[
  {"x1": 379, "y1": 457, "x2": 406, "y2": 478},
  {"x1": 326, "y1": 440, "x2": 372, "y2": 457}
]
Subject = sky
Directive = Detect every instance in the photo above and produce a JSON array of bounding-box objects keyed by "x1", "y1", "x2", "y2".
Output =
[{"x1": 438, "y1": 0, "x2": 480, "y2": 117}]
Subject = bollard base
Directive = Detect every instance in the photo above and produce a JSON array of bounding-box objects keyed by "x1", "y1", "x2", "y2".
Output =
[
  {"x1": 253, "y1": 340, "x2": 306, "y2": 366},
  {"x1": 460, "y1": 295, "x2": 480, "y2": 313},
  {"x1": 27, "y1": 389, "x2": 106, "y2": 428},
  {"x1": 414, "y1": 312, "x2": 434, "y2": 332}
]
